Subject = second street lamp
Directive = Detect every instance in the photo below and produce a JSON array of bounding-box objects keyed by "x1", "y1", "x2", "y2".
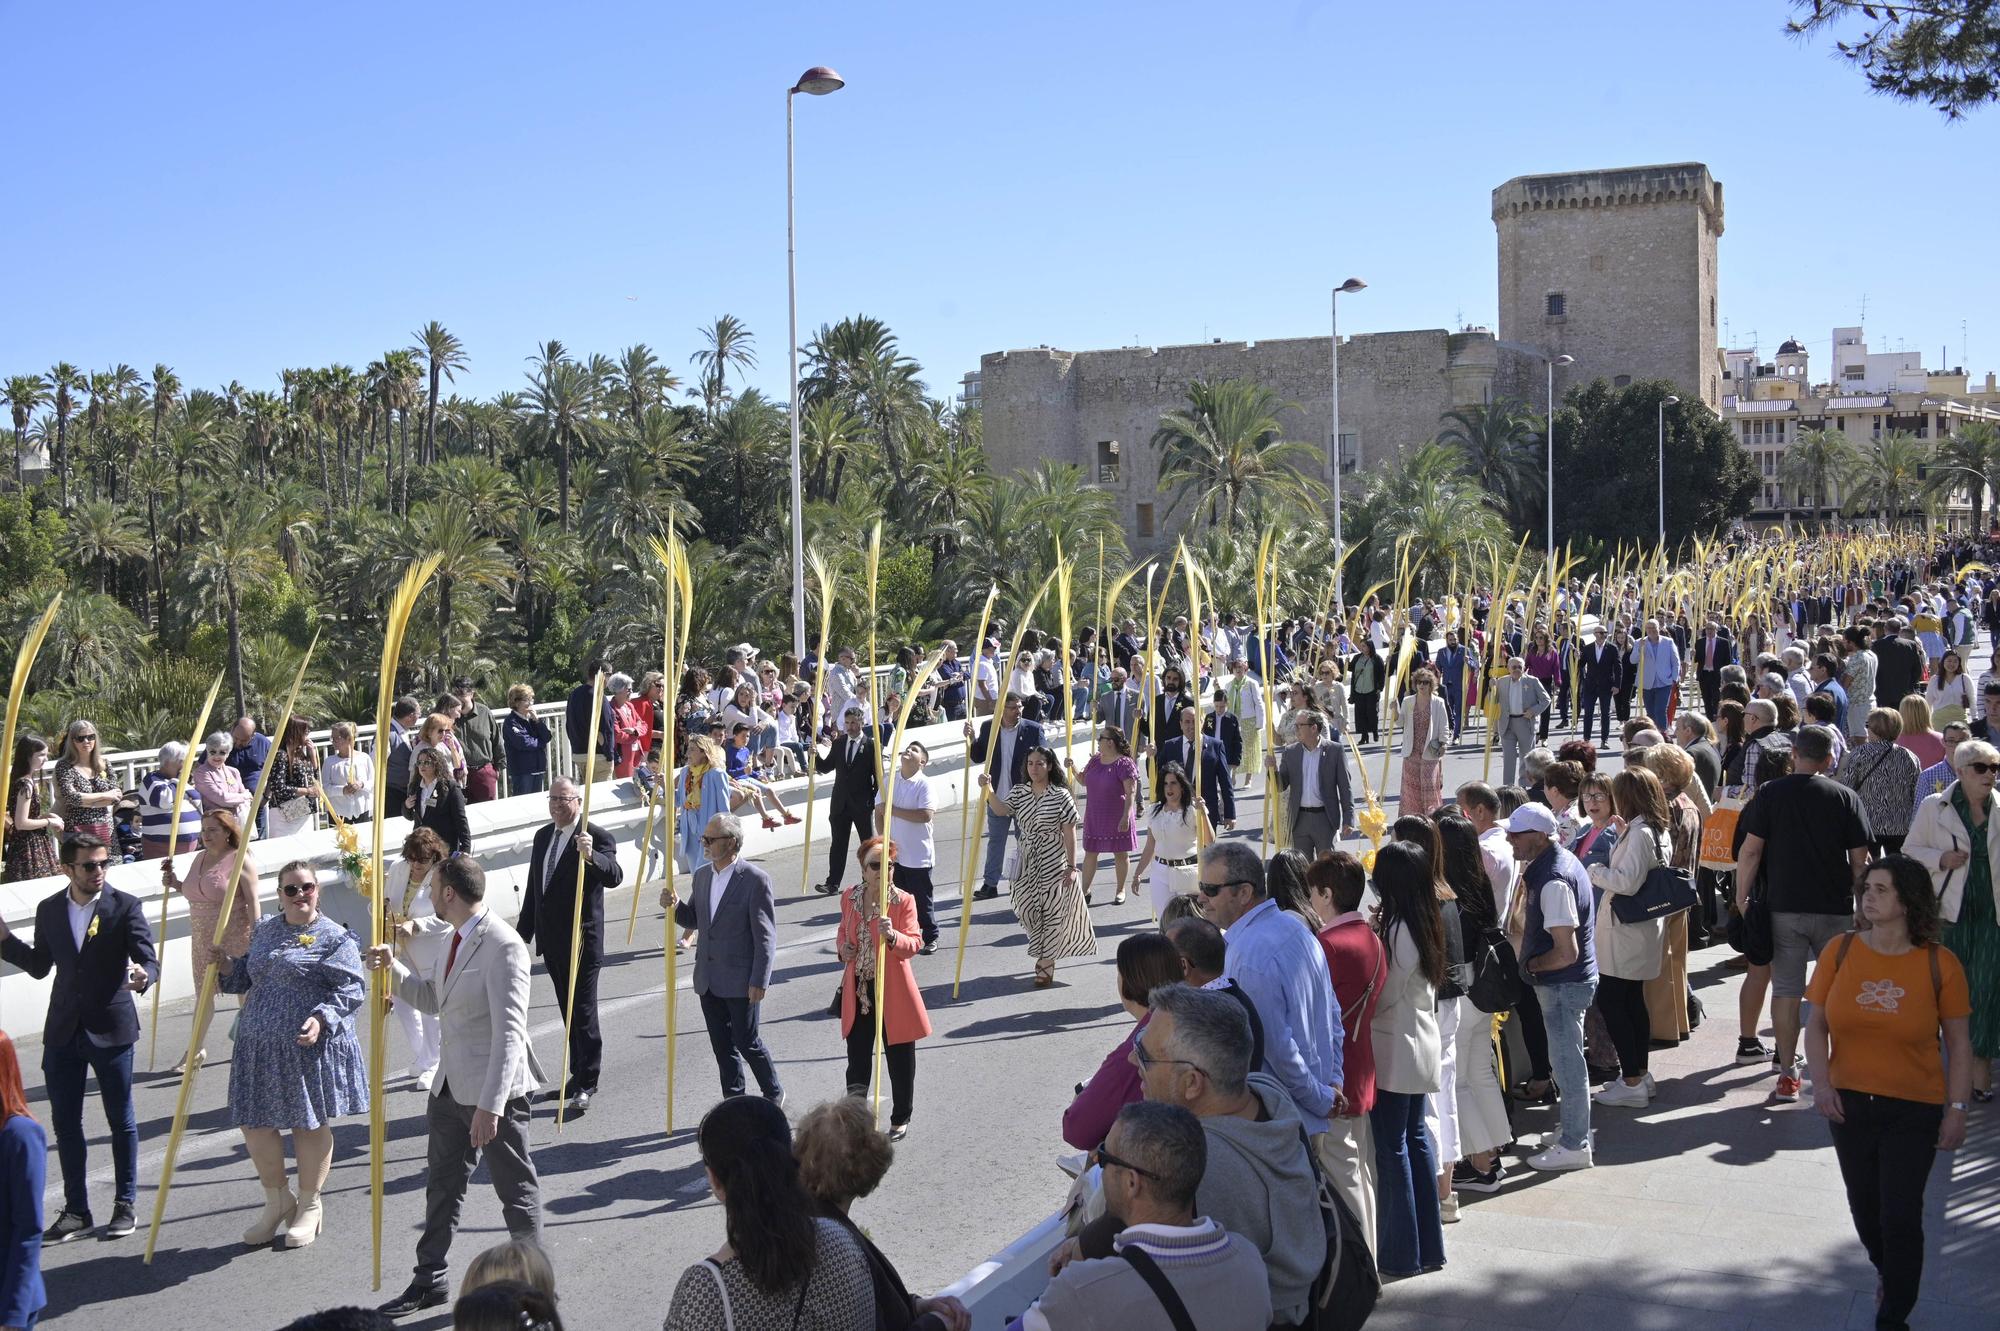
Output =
[
  {"x1": 787, "y1": 65, "x2": 845, "y2": 661},
  {"x1": 1329, "y1": 277, "x2": 1365, "y2": 613}
]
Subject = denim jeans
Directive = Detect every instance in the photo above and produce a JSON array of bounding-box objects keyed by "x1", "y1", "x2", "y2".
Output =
[
  {"x1": 697, "y1": 992, "x2": 782, "y2": 1100},
  {"x1": 44, "y1": 1032, "x2": 139, "y2": 1212},
  {"x1": 1369, "y1": 1090, "x2": 1445, "y2": 1276},
  {"x1": 980, "y1": 807, "x2": 1015, "y2": 888},
  {"x1": 1642, "y1": 685, "x2": 1673, "y2": 729},
  {"x1": 1535, "y1": 976, "x2": 1598, "y2": 1151}
]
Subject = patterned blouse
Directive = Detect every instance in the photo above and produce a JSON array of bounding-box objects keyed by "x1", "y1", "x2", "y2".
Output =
[{"x1": 664, "y1": 1218, "x2": 874, "y2": 1331}]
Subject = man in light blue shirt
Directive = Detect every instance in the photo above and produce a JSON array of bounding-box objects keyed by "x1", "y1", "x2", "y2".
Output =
[
  {"x1": 1198, "y1": 840, "x2": 1344, "y2": 1133},
  {"x1": 1630, "y1": 618, "x2": 1682, "y2": 730}
]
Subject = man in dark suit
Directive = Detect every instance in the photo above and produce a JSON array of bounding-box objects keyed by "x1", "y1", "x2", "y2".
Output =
[
  {"x1": 0, "y1": 833, "x2": 158, "y2": 1243},
  {"x1": 563, "y1": 662, "x2": 615, "y2": 779},
  {"x1": 1151, "y1": 707, "x2": 1235, "y2": 829},
  {"x1": 1872, "y1": 618, "x2": 1923, "y2": 709},
  {"x1": 1202, "y1": 689, "x2": 1244, "y2": 769},
  {"x1": 965, "y1": 693, "x2": 1046, "y2": 898},
  {"x1": 813, "y1": 703, "x2": 879, "y2": 895},
  {"x1": 1576, "y1": 623, "x2": 1624, "y2": 747},
  {"x1": 1694, "y1": 619, "x2": 1736, "y2": 718},
  {"x1": 664, "y1": 814, "x2": 782, "y2": 1103},
  {"x1": 516, "y1": 776, "x2": 622, "y2": 1113},
  {"x1": 1266, "y1": 710, "x2": 1352, "y2": 858}
]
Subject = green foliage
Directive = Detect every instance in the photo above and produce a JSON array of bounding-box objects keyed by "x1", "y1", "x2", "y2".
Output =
[
  {"x1": 0, "y1": 491, "x2": 67, "y2": 591},
  {"x1": 1548, "y1": 379, "x2": 1757, "y2": 554},
  {"x1": 1789, "y1": 0, "x2": 2000, "y2": 119},
  {"x1": 876, "y1": 545, "x2": 934, "y2": 631}
]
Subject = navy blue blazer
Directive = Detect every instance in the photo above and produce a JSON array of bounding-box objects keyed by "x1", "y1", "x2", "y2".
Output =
[
  {"x1": 1154, "y1": 733, "x2": 1236, "y2": 823},
  {"x1": 970, "y1": 718, "x2": 1046, "y2": 789},
  {"x1": 0, "y1": 886, "x2": 160, "y2": 1047}
]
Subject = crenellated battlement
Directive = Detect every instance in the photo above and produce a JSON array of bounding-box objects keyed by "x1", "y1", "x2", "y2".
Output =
[{"x1": 1493, "y1": 163, "x2": 1723, "y2": 235}]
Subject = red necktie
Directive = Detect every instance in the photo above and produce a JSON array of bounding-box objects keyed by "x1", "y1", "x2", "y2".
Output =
[{"x1": 444, "y1": 930, "x2": 462, "y2": 980}]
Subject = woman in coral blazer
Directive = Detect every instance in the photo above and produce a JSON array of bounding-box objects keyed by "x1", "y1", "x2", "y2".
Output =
[{"x1": 838, "y1": 836, "x2": 933, "y2": 1141}]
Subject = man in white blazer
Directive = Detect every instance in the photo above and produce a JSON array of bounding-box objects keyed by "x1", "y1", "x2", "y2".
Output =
[
  {"x1": 368, "y1": 856, "x2": 545, "y2": 1319},
  {"x1": 662, "y1": 812, "x2": 784, "y2": 1104}
]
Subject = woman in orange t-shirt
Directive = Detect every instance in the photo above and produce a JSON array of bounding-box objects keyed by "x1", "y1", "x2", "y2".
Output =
[{"x1": 1804, "y1": 855, "x2": 1972, "y2": 1331}]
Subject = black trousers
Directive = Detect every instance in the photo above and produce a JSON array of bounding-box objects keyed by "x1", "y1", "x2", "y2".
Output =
[
  {"x1": 698, "y1": 990, "x2": 783, "y2": 1099},
  {"x1": 1353, "y1": 691, "x2": 1379, "y2": 742},
  {"x1": 1596, "y1": 975, "x2": 1651, "y2": 1078},
  {"x1": 843, "y1": 1021, "x2": 916, "y2": 1127},
  {"x1": 543, "y1": 947, "x2": 602, "y2": 1092},
  {"x1": 824, "y1": 802, "x2": 873, "y2": 889},
  {"x1": 1829, "y1": 1091, "x2": 1943, "y2": 1329},
  {"x1": 893, "y1": 863, "x2": 938, "y2": 943},
  {"x1": 1579, "y1": 684, "x2": 1614, "y2": 746}
]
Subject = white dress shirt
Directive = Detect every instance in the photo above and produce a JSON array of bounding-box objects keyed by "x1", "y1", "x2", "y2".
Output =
[
  {"x1": 68, "y1": 894, "x2": 96, "y2": 950},
  {"x1": 708, "y1": 861, "x2": 737, "y2": 920}
]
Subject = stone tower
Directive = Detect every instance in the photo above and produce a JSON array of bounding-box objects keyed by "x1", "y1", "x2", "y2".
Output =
[{"x1": 1493, "y1": 163, "x2": 1724, "y2": 408}]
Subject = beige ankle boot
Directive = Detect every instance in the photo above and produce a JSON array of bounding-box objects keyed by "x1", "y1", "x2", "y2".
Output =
[
  {"x1": 243, "y1": 1184, "x2": 295, "y2": 1245},
  {"x1": 283, "y1": 1190, "x2": 323, "y2": 1248}
]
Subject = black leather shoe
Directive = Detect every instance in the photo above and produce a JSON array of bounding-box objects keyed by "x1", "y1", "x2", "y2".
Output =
[
  {"x1": 974, "y1": 884, "x2": 999, "y2": 900},
  {"x1": 380, "y1": 1281, "x2": 449, "y2": 1318},
  {"x1": 813, "y1": 882, "x2": 840, "y2": 896}
]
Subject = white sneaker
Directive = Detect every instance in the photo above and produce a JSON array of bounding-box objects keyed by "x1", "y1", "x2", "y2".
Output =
[
  {"x1": 1439, "y1": 1192, "x2": 1460, "y2": 1224},
  {"x1": 1593, "y1": 1079, "x2": 1650, "y2": 1107},
  {"x1": 1526, "y1": 1141, "x2": 1594, "y2": 1172},
  {"x1": 1642, "y1": 1071, "x2": 1657, "y2": 1097}
]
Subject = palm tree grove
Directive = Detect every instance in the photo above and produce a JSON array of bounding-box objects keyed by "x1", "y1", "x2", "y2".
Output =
[{"x1": 6, "y1": 315, "x2": 1997, "y2": 751}]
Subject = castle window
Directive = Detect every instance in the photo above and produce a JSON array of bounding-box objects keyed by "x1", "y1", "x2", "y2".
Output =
[
  {"x1": 1545, "y1": 292, "x2": 1566, "y2": 319},
  {"x1": 1336, "y1": 431, "x2": 1359, "y2": 475},
  {"x1": 1096, "y1": 439, "x2": 1121, "y2": 486},
  {"x1": 1614, "y1": 375, "x2": 1631, "y2": 388},
  {"x1": 1136, "y1": 503, "x2": 1155, "y2": 539}
]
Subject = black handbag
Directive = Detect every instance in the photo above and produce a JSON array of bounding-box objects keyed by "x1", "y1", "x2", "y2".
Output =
[
  {"x1": 1610, "y1": 862, "x2": 1698, "y2": 924},
  {"x1": 1727, "y1": 875, "x2": 1775, "y2": 965}
]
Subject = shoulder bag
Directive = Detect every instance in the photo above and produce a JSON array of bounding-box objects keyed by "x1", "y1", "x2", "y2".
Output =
[
  {"x1": 1726, "y1": 872, "x2": 1775, "y2": 965},
  {"x1": 1609, "y1": 831, "x2": 1699, "y2": 924}
]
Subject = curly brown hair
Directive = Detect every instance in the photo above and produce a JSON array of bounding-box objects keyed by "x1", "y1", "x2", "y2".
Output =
[
  {"x1": 793, "y1": 1096, "x2": 894, "y2": 1208},
  {"x1": 1870, "y1": 855, "x2": 1944, "y2": 947}
]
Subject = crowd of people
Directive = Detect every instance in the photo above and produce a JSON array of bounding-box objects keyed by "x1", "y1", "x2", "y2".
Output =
[{"x1": 0, "y1": 533, "x2": 1995, "y2": 1330}]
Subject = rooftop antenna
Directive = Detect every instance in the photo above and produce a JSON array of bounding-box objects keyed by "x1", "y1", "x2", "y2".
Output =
[
  {"x1": 1724, "y1": 316, "x2": 1731, "y2": 346},
  {"x1": 1859, "y1": 292, "x2": 1869, "y2": 324},
  {"x1": 1963, "y1": 320, "x2": 1969, "y2": 369}
]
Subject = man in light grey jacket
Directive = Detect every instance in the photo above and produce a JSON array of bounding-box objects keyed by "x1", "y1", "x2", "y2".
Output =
[
  {"x1": 1131, "y1": 984, "x2": 1323, "y2": 1328},
  {"x1": 662, "y1": 812, "x2": 783, "y2": 1105},
  {"x1": 368, "y1": 856, "x2": 545, "y2": 1319}
]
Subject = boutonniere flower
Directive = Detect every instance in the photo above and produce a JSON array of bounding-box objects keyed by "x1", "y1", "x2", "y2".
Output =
[
  {"x1": 85, "y1": 915, "x2": 101, "y2": 941},
  {"x1": 297, "y1": 933, "x2": 316, "y2": 948}
]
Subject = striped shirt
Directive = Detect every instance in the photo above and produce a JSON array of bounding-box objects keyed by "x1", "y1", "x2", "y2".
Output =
[{"x1": 141, "y1": 770, "x2": 204, "y2": 849}]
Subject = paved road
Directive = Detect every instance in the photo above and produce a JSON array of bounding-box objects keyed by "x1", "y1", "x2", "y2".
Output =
[{"x1": 27, "y1": 711, "x2": 2000, "y2": 1329}]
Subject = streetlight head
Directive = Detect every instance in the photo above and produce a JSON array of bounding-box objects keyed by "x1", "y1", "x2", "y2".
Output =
[
  {"x1": 1663, "y1": 395, "x2": 1680, "y2": 406},
  {"x1": 1337, "y1": 278, "x2": 1367, "y2": 294},
  {"x1": 792, "y1": 66, "x2": 845, "y2": 95},
  {"x1": 1553, "y1": 354, "x2": 1575, "y2": 367}
]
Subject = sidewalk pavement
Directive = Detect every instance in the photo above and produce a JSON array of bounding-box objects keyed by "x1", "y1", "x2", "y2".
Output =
[{"x1": 1367, "y1": 944, "x2": 2000, "y2": 1330}]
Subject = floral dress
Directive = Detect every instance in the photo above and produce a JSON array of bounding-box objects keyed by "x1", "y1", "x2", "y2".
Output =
[
  {"x1": 52, "y1": 758, "x2": 116, "y2": 844},
  {"x1": 218, "y1": 912, "x2": 370, "y2": 1128},
  {"x1": 1003, "y1": 785, "x2": 1095, "y2": 961},
  {"x1": 2, "y1": 787, "x2": 59, "y2": 882}
]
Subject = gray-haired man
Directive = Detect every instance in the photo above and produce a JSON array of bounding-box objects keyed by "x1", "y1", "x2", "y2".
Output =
[
  {"x1": 1267, "y1": 709, "x2": 1352, "y2": 858},
  {"x1": 663, "y1": 813, "x2": 784, "y2": 1105}
]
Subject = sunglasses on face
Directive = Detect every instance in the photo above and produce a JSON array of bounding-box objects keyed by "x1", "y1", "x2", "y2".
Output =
[
  {"x1": 75, "y1": 859, "x2": 111, "y2": 874},
  {"x1": 1091, "y1": 1144, "x2": 1160, "y2": 1181},
  {"x1": 76, "y1": 734, "x2": 98, "y2": 743},
  {"x1": 700, "y1": 833, "x2": 730, "y2": 845},
  {"x1": 1197, "y1": 877, "x2": 1252, "y2": 899},
  {"x1": 1966, "y1": 762, "x2": 2000, "y2": 776},
  {"x1": 281, "y1": 882, "x2": 317, "y2": 898},
  {"x1": 862, "y1": 859, "x2": 883, "y2": 871}
]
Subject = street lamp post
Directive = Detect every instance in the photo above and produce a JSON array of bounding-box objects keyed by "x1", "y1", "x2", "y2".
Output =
[
  {"x1": 787, "y1": 65, "x2": 845, "y2": 661},
  {"x1": 1329, "y1": 278, "x2": 1365, "y2": 613},
  {"x1": 1545, "y1": 353, "x2": 1573, "y2": 571},
  {"x1": 1657, "y1": 394, "x2": 1680, "y2": 548}
]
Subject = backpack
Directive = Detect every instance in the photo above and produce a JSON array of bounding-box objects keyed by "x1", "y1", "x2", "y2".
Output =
[
  {"x1": 1293, "y1": 1123, "x2": 1380, "y2": 1331},
  {"x1": 1464, "y1": 915, "x2": 1526, "y2": 1014}
]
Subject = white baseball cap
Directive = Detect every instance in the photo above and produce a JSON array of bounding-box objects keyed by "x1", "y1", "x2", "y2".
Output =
[{"x1": 1502, "y1": 804, "x2": 1559, "y2": 837}]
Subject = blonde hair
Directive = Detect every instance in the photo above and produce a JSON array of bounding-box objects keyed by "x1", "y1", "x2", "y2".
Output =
[
  {"x1": 330, "y1": 721, "x2": 357, "y2": 744},
  {"x1": 61, "y1": 720, "x2": 108, "y2": 778},
  {"x1": 686, "y1": 735, "x2": 725, "y2": 770},
  {"x1": 459, "y1": 1238, "x2": 556, "y2": 1300},
  {"x1": 506, "y1": 683, "x2": 535, "y2": 708},
  {"x1": 1900, "y1": 693, "x2": 1935, "y2": 736}
]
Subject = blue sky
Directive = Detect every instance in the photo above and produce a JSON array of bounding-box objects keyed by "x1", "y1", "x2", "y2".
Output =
[{"x1": 8, "y1": 0, "x2": 1996, "y2": 407}]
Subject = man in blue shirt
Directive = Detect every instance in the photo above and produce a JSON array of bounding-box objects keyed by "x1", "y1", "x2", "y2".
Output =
[
  {"x1": 1630, "y1": 618, "x2": 1683, "y2": 731},
  {"x1": 1198, "y1": 840, "x2": 1344, "y2": 1135}
]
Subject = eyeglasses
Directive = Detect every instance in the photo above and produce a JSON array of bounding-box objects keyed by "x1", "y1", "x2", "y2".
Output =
[
  {"x1": 74, "y1": 859, "x2": 111, "y2": 874},
  {"x1": 1967, "y1": 762, "x2": 2000, "y2": 775},
  {"x1": 862, "y1": 859, "x2": 883, "y2": 871},
  {"x1": 76, "y1": 734, "x2": 98, "y2": 742},
  {"x1": 1197, "y1": 877, "x2": 1253, "y2": 899},
  {"x1": 281, "y1": 882, "x2": 317, "y2": 898},
  {"x1": 548, "y1": 795, "x2": 579, "y2": 805},
  {"x1": 1091, "y1": 1144, "x2": 1160, "y2": 1181},
  {"x1": 1131, "y1": 1037, "x2": 1205, "y2": 1078},
  {"x1": 700, "y1": 833, "x2": 732, "y2": 845}
]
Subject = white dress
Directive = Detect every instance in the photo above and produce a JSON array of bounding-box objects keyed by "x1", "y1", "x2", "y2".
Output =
[{"x1": 1146, "y1": 805, "x2": 1201, "y2": 918}]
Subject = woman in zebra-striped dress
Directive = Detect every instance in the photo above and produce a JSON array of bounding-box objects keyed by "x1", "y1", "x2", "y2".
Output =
[{"x1": 978, "y1": 745, "x2": 1095, "y2": 987}]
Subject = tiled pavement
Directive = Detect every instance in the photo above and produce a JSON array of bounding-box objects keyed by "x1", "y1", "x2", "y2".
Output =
[{"x1": 1368, "y1": 947, "x2": 2000, "y2": 1330}]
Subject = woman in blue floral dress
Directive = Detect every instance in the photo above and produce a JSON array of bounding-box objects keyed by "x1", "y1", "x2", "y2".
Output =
[{"x1": 217, "y1": 859, "x2": 368, "y2": 1250}]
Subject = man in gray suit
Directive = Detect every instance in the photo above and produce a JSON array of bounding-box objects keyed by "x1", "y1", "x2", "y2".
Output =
[
  {"x1": 1264, "y1": 710, "x2": 1352, "y2": 859},
  {"x1": 369, "y1": 856, "x2": 545, "y2": 1319},
  {"x1": 1493, "y1": 656, "x2": 1551, "y2": 787},
  {"x1": 1092, "y1": 667, "x2": 1140, "y2": 737},
  {"x1": 662, "y1": 812, "x2": 783, "y2": 1104}
]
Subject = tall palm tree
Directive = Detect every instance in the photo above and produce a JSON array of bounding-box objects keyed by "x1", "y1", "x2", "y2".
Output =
[
  {"x1": 412, "y1": 321, "x2": 468, "y2": 468},
  {"x1": 402, "y1": 501, "x2": 514, "y2": 684},
  {"x1": 613, "y1": 344, "x2": 680, "y2": 427},
  {"x1": 521, "y1": 351, "x2": 602, "y2": 532},
  {"x1": 1777, "y1": 427, "x2": 1858, "y2": 530},
  {"x1": 1844, "y1": 431, "x2": 1934, "y2": 528},
  {"x1": 240, "y1": 391, "x2": 286, "y2": 488},
  {"x1": 801, "y1": 398, "x2": 866, "y2": 504},
  {"x1": 43, "y1": 363, "x2": 83, "y2": 510},
  {"x1": 690, "y1": 315, "x2": 757, "y2": 418},
  {"x1": 1348, "y1": 441, "x2": 1510, "y2": 591},
  {"x1": 64, "y1": 498, "x2": 148, "y2": 594},
  {"x1": 186, "y1": 497, "x2": 283, "y2": 715},
  {"x1": 1436, "y1": 398, "x2": 1541, "y2": 528},
  {"x1": 2, "y1": 376, "x2": 48, "y2": 489},
  {"x1": 1150, "y1": 379, "x2": 1324, "y2": 534},
  {"x1": 1938, "y1": 420, "x2": 2000, "y2": 534}
]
